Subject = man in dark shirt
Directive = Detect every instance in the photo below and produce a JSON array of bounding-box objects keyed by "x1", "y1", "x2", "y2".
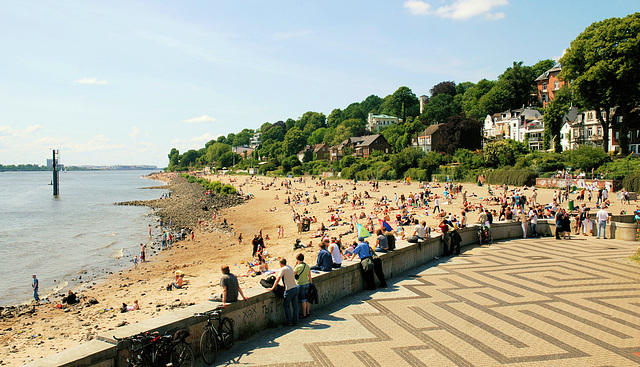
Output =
[
  {"x1": 210, "y1": 265, "x2": 248, "y2": 308},
  {"x1": 311, "y1": 240, "x2": 333, "y2": 271},
  {"x1": 486, "y1": 209, "x2": 493, "y2": 224}
]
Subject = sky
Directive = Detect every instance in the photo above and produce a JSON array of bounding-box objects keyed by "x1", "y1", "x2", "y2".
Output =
[{"x1": 0, "y1": 1, "x2": 637, "y2": 168}]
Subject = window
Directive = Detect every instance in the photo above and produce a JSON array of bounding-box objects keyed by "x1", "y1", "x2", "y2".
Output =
[
  {"x1": 615, "y1": 131, "x2": 619, "y2": 139},
  {"x1": 598, "y1": 127, "x2": 602, "y2": 135},
  {"x1": 554, "y1": 81, "x2": 560, "y2": 90},
  {"x1": 588, "y1": 128, "x2": 592, "y2": 137},
  {"x1": 542, "y1": 83, "x2": 547, "y2": 92}
]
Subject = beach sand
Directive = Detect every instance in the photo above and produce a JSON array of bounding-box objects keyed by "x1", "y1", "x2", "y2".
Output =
[{"x1": 1, "y1": 173, "x2": 637, "y2": 365}]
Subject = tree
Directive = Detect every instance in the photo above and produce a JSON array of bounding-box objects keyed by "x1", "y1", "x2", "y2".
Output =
[
  {"x1": 342, "y1": 103, "x2": 367, "y2": 122},
  {"x1": 419, "y1": 93, "x2": 461, "y2": 124},
  {"x1": 430, "y1": 81, "x2": 457, "y2": 97},
  {"x1": 296, "y1": 111, "x2": 326, "y2": 133},
  {"x1": 531, "y1": 59, "x2": 556, "y2": 81},
  {"x1": 477, "y1": 80, "x2": 514, "y2": 117},
  {"x1": 433, "y1": 115, "x2": 482, "y2": 155},
  {"x1": 461, "y1": 79, "x2": 495, "y2": 119},
  {"x1": 283, "y1": 127, "x2": 306, "y2": 156},
  {"x1": 560, "y1": 12, "x2": 640, "y2": 153},
  {"x1": 483, "y1": 139, "x2": 529, "y2": 167},
  {"x1": 281, "y1": 155, "x2": 301, "y2": 173},
  {"x1": 181, "y1": 149, "x2": 200, "y2": 167},
  {"x1": 384, "y1": 86, "x2": 419, "y2": 122},
  {"x1": 307, "y1": 127, "x2": 328, "y2": 145},
  {"x1": 543, "y1": 85, "x2": 572, "y2": 152},
  {"x1": 168, "y1": 148, "x2": 180, "y2": 169},
  {"x1": 498, "y1": 61, "x2": 537, "y2": 109},
  {"x1": 360, "y1": 95, "x2": 383, "y2": 114},
  {"x1": 327, "y1": 109, "x2": 343, "y2": 128}
]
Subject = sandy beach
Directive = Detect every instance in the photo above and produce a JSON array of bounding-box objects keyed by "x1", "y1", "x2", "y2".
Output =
[{"x1": 1, "y1": 173, "x2": 638, "y2": 365}]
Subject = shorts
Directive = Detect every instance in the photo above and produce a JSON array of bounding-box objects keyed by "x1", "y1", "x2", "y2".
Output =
[{"x1": 298, "y1": 283, "x2": 310, "y2": 302}]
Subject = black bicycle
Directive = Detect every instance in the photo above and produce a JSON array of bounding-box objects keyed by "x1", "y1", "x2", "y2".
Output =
[
  {"x1": 195, "y1": 307, "x2": 235, "y2": 365},
  {"x1": 115, "y1": 329, "x2": 194, "y2": 367}
]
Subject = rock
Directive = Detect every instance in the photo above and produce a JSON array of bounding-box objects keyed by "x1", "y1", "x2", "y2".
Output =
[{"x1": 116, "y1": 321, "x2": 128, "y2": 327}]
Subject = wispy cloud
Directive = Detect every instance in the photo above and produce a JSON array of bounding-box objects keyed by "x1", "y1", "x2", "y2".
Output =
[
  {"x1": 183, "y1": 115, "x2": 216, "y2": 124},
  {"x1": 404, "y1": 0, "x2": 508, "y2": 20},
  {"x1": 171, "y1": 133, "x2": 216, "y2": 147},
  {"x1": 271, "y1": 29, "x2": 313, "y2": 42},
  {"x1": 0, "y1": 124, "x2": 43, "y2": 138},
  {"x1": 74, "y1": 77, "x2": 109, "y2": 85},
  {"x1": 130, "y1": 126, "x2": 141, "y2": 139}
]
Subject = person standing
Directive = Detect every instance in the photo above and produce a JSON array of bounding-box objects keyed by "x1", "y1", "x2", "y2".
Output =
[
  {"x1": 529, "y1": 208, "x2": 539, "y2": 238},
  {"x1": 596, "y1": 206, "x2": 610, "y2": 239},
  {"x1": 210, "y1": 265, "x2": 248, "y2": 308},
  {"x1": 148, "y1": 224, "x2": 152, "y2": 237},
  {"x1": 294, "y1": 253, "x2": 312, "y2": 319},
  {"x1": 32, "y1": 275, "x2": 39, "y2": 302},
  {"x1": 517, "y1": 210, "x2": 529, "y2": 239},
  {"x1": 270, "y1": 259, "x2": 299, "y2": 326},
  {"x1": 555, "y1": 209, "x2": 564, "y2": 240},
  {"x1": 349, "y1": 238, "x2": 387, "y2": 290}
]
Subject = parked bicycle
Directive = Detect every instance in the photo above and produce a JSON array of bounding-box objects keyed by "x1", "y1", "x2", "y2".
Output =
[
  {"x1": 477, "y1": 224, "x2": 493, "y2": 245},
  {"x1": 114, "y1": 329, "x2": 194, "y2": 367},
  {"x1": 195, "y1": 307, "x2": 235, "y2": 365}
]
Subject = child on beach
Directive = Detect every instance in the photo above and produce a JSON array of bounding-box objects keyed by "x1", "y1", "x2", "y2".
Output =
[
  {"x1": 133, "y1": 256, "x2": 138, "y2": 269},
  {"x1": 121, "y1": 300, "x2": 140, "y2": 312}
]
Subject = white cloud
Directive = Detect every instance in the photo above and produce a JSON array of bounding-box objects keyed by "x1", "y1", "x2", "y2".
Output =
[
  {"x1": 74, "y1": 78, "x2": 109, "y2": 85},
  {"x1": 130, "y1": 126, "x2": 141, "y2": 139},
  {"x1": 171, "y1": 133, "x2": 216, "y2": 150},
  {"x1": 183, "y1": 115, "x2": 216, "y2": 124},
  {"x1": 404, "y1": 0, "x2": 508, "y2": 20},
  {"x1": 65, "y1": 134, "x2": 126, "y2": 153},
  {"x1": 404, "y1": 0, "x2": 433, "y2": 16},
  {"x1": 0, "y1": 124, "x2": 43, "y2": 139}
]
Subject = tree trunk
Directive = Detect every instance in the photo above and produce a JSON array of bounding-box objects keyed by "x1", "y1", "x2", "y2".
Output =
[{"x1": 595, "y1": 108, "x2": 612, "y2": 153}]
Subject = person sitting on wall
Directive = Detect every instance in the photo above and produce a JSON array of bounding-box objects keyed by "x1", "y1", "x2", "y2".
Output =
[{"x1": 310, "y1": 239, "x2": 334, "y2": 271}]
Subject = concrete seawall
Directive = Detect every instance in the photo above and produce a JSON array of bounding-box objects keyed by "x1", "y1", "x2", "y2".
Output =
[{"x1": 27, "y1": 219, "x2": 637, "y2": 367}]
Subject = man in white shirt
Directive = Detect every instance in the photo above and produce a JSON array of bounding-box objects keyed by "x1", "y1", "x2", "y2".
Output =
[
  {"x1": 528, "y1": 208, "x2": 539, "y2": 238},
  {"x1": 596, "y1": 207, "x2": 610, "y2": 239},
  {"x1": 270, "y1": 258, "x2": 299, "y2": 325},
  {"x1": 413, "y1": 219, "x2": 427, "y2": 239}
]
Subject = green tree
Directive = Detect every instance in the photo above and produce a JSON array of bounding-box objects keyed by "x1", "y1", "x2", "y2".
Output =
[
  {"x1": 360, "y1": 95, "x2": 383, "y2": 114},
  {"x1": 419, "y1": 93, "x2": 461, "y2": 124},
  {"x1": 562, "y1": 145, "x2": 611, "y2": 172},
  {"x1": 261, "y1": 124, "x2": 285, "y2": 142},
  {"x1": 498, "y1": 61, "x2": 537, "y2": 108},
  {"x1": 461, "y1": 79, "x2": 495, "y2": 119},
  {"x1": 543, "y1": 85, "x2": 572, "y2": 152},
  {"x1": 531, "y1": 59, "x2": 556, "y2": 81},
  {"x1": 483, "y1": 139, "x2": 528, "y2": 167},
  {"x1": 205, "y1": 142, "x2": 232, "y2": 163},
  {"x1": 283, "y1": 127, "x2": 307, "y2": 156},
  {"x1": 342, "y1": 103, "x2": 367, "y2": 122},
  {"x1": 478, "y1": 80, "x2": 514, "y2": 117},
  {"x1": 327, "y1": 108, "x2": 343, "y2": 128},
  {"x1": 308, "y1": 127, "x2": 328, "y2": 145},
  {"x1": 167, "y1": 148, "x2": 180, "y2": 169},
  {"x1": 281, "y1": 155, "x2": 301, "y2": 173},
  {"x1": 181, "y1": 149, "x2": 200, "y2": 167},
  {"x1": 560, "y1": 12, "x2": 640, "y2": 153},
  {"x1": 383, "y1": 86, "x2": 419, "y2": 122}
]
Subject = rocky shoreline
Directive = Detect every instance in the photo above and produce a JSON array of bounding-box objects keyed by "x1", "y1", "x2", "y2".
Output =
[{"x1": 116, "y1": 174, "x2": 245, "y2": 235}]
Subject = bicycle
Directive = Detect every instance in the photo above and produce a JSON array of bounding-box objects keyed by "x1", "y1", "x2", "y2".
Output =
[
  {"x1": 114, "y1": 329, "x2": 194, "y2": 367},
  {"x1": 195, "y1": 307, "x2": 235, "y2": 365},
  {"x1": 477, "y1": 224, "x2": 493, "y2": 245}
]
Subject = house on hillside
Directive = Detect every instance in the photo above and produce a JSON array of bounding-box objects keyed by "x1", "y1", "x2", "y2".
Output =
[
  {"x1": 249, "y1": 132, "x2": 261, "y2": 148},
  {"x1": 484, "y1": 107, "x2": 543, "y2": 149},
  {"x1": 367, "y1": 113, "x2": 399, "y2": 133},
  {"x1": 535, "y1": 63, "x2": 569, "y2": 108},
  {"x1": 412, "y1": 124, "x2": 443, "y2": 153},
  {"x1": 329, "y1": 134, "x2": 391, "y2": 161},
  {"x1": 297, "y1": 143, "x2": 329, "y2": 162}
]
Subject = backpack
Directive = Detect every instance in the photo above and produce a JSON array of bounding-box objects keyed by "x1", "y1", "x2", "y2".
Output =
[{"x1": 385, "y1": 233, "x2": 396, "y2": 251}]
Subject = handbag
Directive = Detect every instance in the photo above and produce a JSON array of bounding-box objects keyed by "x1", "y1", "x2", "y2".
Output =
[
  {"x1": 361, "y1": 257, "x2": 374, "y2": 272},
  {"x1": 294, "y1": 264, "x2": 307, "y2": 280}
]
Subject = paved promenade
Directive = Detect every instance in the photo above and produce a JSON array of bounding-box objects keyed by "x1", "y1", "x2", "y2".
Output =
[{"x1": 208, "y1": 236, "x2": 640, "y2": 366}]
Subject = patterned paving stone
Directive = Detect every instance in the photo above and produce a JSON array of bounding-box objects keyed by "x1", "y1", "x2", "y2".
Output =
[{"x1": 207, "y1": 237, "x2": 640, "y2": 366}]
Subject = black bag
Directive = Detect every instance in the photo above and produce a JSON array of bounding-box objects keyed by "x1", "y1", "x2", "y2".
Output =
[
  {"x1": 260, "y1": 275, "x2": 284, "y2": 298},
  {"x1": 407, "y1": 235, "x2": 419, "y2": 243},
  {"x1": 385, "y1": 233, "x2": 396, "y2": 251}
]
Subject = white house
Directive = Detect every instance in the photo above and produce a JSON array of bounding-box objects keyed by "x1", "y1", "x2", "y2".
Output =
[{"x1": 367, "y1": 113, "x2": 399, "y2": 133}]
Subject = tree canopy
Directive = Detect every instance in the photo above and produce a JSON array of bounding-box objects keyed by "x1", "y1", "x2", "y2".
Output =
[{"x1": 560, "y1": 12, "x2": 640, "y2": 152}]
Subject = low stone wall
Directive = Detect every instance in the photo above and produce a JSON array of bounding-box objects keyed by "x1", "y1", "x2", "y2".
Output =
[{"x1": 27, "y1": 219, "x2": 638, "y2": 367}]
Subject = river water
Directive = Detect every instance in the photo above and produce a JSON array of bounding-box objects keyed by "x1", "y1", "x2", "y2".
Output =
[{"x1": 0, "y1": 170, "x2": 166, "y2": 306}]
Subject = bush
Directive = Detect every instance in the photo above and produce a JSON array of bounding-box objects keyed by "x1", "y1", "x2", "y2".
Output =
[
  {"x1": 291, "y1": 166, "x2": 304, "y2": 176},
  {"x1": 485, "y1": 169, "x2": 537, "y2": 186},
  {"x1": 622, "y1": 172, "x2": 640, "y2": 193}
]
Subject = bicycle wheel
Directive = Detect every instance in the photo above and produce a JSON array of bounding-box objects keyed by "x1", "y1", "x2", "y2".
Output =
[
  {"x1": 220, "y1": 317, "x2": 235, "y2": 349},
  {"x1": 199, "y1": 328, "x2": 218, "y2": 365},
  {"x1": 125, "y1": 340, "x2": 145, "y2": 367},
  {"x1": 171, "y1": 341, "x2": 195, "y2": 367}
]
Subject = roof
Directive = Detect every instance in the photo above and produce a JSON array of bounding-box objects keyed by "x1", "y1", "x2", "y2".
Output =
[
  {"x1": 420, "y1": 124, "x2": 442, "y2": 137},
  {"x1": 535, "y1": 63, "x2": 563, "y2": 81},
  {"x1": 369, "y1": 114, "x2": 397, "y2": 119}
]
